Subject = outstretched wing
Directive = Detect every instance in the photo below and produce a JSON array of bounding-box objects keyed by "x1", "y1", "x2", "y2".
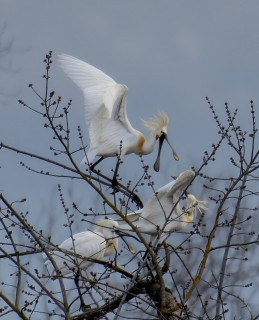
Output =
[
  {"x1": 103, "y1": 84, "x2": 135, "y2": 133},
  {"x1": 58, "y1": 54, "x2": 135, "y2": 134},
  {"x1": 154, "y1": 179, "x2": 176, "y2": 195},
  {"x1": 58, "y1": 54, "x2": 115, "y2": 126},
  {"x1": 167, "y1": 170, "x2": 195, "y2": 202}
]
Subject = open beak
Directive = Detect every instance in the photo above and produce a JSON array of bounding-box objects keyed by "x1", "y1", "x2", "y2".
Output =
[{"x1": 153, "y1": 132, "x2": 179, "y2": 172}]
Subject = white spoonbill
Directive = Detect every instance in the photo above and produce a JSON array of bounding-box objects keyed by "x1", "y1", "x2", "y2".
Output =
[
  {"x1": 43, "y1": 219, "x2": 119, "y2": 309},
  {"x1": 117, "y1": 170, "x2": 207, "y2": 243},
  {"x1": 58, "y1": 54, "x2": 179, "y2": 183}
]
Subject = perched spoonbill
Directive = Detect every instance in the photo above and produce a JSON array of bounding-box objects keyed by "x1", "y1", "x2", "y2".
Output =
[
  {"x1": 117, "y1": 170, "x2": 207, "y2": 243},
  {"x1": 43, "y1": 219, "x2": 119, "y2": 309},
  {"x1": 58, "y1": 54, "x2": 179, "y2": 184}
]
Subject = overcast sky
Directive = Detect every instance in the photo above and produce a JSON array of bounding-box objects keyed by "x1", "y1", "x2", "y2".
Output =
[
  {"x1": 1, "y1": 1, "x2": 259, "y2": 318},
  {"x1": 0, "y1": 0, "x2": 259, "y2": 222},
  {"x1": 1, "y1": 0, "x2": 259, "y2": 231}
]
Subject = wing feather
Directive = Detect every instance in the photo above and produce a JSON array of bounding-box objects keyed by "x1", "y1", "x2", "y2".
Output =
[
  {"x1": 103, "y1": 84, "x2": 136, "y2": 134},
  {"x1": 168, "y1": 170, "x2": 195, "y2": 202},
  {"x1": 58, "y1": 54, "x2": 135, "y2": 135},
  {"x1": 59, "y1": 55, "x2": 138, "y2": 165},
  {"x1": 44, "y1": 231, "x2": 106, "y2": 276},
  {"x1": 58, "y1": 54, "x2": 116, "y2": 126}
]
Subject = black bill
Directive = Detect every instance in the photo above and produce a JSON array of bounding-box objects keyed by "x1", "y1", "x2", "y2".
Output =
[{"x1": 153, "y1": 132, "x2": 179, "y2": 172}]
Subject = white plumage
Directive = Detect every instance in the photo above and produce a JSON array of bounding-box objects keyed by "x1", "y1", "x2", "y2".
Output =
[
  {"x1": 58, "y1": 54, "x2": 179, "y2": 172},
  {"x1": 117, "y1": 170, "x2": 207, "y2": 243},
  {"x1": 43, "y1": 219, "x2": 119, "y2": 276}
]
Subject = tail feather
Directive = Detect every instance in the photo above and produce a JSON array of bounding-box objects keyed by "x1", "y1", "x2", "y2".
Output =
[{"x1": 81, "y1": 148, "x2": 98, "y2": 165}]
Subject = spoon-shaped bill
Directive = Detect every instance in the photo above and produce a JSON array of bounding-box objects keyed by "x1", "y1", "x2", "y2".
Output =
[
  {"x1": 164, "y1": 134, "x2": 179, "y2": 161},
  {"x1": 153, "y1": 133, "x2": 179, "y2": 172}
]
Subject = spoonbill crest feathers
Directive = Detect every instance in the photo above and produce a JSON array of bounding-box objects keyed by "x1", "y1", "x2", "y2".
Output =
[{"x1": 142, "y1": 112, "x2": 169, "y2": 133}]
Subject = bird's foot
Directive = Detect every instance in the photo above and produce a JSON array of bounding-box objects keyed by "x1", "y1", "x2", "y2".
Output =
[
  {"x1": 131, "y1": 193, "x2": 143, "y2": 209},
  {"x1": 111, "y1": 177, "x2": 119, "y2": 189},
  {"x1": 110, "y1": 189, "x2": 120, "y2": 195},
  {"x1": 108, "y1": 178, "x2": 119, "y2": 195},
  {"x1": 90, "y1": 163, "x2": 97, "y2": 172}
]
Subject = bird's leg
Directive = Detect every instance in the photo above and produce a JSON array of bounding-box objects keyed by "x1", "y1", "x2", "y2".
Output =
[
  {"x1": 90, "y1": 156, "x2": 118, "y2": 185},
  {"x1": 111, "y1": 157, "x2": 121, "y2": 188},
  {"x1": 90, "y1": 156, "x2": 104, "y2": 171},
  {"x1": 74, "y1": 270, "x2": 90, "y2": 311},
  {"x1": 90, "y1": 156, "x2": 119, "y2": 189},
  {"x1": 89, "y1": 156, "x2": 143, "y2": 208}
]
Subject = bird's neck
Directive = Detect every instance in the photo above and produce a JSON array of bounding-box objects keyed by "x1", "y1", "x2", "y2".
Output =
[
  {"x1": 142, "y1": 132, "x2": 157, "y2": 155},
  {"x1": 105, "y1": 238, "x2": 118, "y2": 256}
]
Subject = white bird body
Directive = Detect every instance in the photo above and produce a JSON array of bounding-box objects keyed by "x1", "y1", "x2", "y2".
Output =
[
  {"x1": 117, "y1": 170, "x2": 207, "y2": 242},
  {"x1": 44, "y1": 219, "x2": 119, "y2": 277},
  {"x1": 58, "y1": 54, "x2": 178, "y2": 170}
]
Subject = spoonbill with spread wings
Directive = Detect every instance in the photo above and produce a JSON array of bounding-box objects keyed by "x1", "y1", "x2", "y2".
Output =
[{"x1": 58, "y1": 54, "x2": 179, "y2": 184}]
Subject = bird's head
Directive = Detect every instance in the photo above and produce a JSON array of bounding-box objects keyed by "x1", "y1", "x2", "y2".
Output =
[
  {"x1": 94, "y1": 219, "x2": 119, "y2": 238},
  {"x1": 185, "y1": 194, "x2": 207, "y2": 219},
  {"x1": 94, "y1": 219, "x2": 119, "y2": 255},
  {"x1": 142, "y1": 112, "x2": 179, "y2": 171}
]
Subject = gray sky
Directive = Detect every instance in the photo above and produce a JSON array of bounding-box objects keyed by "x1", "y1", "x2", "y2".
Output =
[
  {"x1": 1, "y1": 0, "x2": 259, "y2": 212},
  {"x1": 1, "y1": 0, "x2": 259, "y2": 225},
  {"x1": 1, "y1": 1, "x2": 259, "y2": 318}
]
